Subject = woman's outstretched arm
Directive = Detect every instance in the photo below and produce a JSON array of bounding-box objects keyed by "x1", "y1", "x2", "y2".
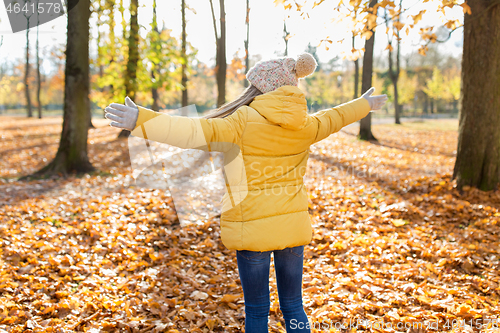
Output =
[
  {"x1": 105, "y1": 97, "x2": 247, "y2": 152},
  {"x1": 309, "y1": 87, "x2": 387, "y2": 143}
]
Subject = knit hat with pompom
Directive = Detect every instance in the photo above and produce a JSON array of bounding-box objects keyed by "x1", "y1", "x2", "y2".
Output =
[{"x1": 246, "y1": 53, "x2": 317, "y2": 93}]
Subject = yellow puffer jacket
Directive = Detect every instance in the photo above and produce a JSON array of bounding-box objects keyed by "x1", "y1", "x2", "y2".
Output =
[{"x1": 130, "y1": 86, "x2": 370, "y2": 251}]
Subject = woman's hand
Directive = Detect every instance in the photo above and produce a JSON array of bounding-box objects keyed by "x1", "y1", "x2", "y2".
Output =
[
  {"x1": 105, "y1": 97, "x2": 139, "y2": 130},
  {"x1": 362, "y1": 87, "x2": 388, "y2": 111}
]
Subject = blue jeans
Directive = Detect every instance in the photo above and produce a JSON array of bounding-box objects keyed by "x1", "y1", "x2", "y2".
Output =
[{"x1": 236, "y1": 245, "x2": 310, "y2": 333}]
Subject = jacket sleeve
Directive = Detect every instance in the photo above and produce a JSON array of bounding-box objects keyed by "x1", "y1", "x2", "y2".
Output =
[
  {"x1": 310, "y1": 97, "x2": 371, "y2": 144},
  {"x1": 130, "y1": 105, "x2": 247, "y2": 152}
]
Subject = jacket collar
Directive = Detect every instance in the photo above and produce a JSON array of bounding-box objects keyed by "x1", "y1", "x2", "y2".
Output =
[{"x1": 249, "y1": 85, "x2": 308, "y2": 130}]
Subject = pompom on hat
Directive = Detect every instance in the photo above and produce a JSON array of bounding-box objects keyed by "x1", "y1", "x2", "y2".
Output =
[{"x1": 246, "y1": 53, "x2": 317, "y2": 93}]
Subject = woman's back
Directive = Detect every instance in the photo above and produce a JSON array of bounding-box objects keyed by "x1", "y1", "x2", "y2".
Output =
[{"x1": 216, "y1": 85, "x2": 370, "y2": 251}]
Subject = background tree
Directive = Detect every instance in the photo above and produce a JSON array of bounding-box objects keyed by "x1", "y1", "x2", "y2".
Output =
[
  {"x1": 422, "y1": 67, "x2": 444, "y2": 113},
  {"x1": 125, "y1": 0, "x2": 139, "y2": 101},
  {"x1": 188, "y1": 62, "x2": 216, "y2": 113},
  {"x1": 352, "y1": 32, "x2": 360, "y2": 99},
  {"x1": 305, "y1": 43, "x2": 321, "y2": 70},
  {"x1": 384, "y1": 2, "x2": 402, "y2": 124},
  {"x1": 34, "y1": 0, "x2": 93, "y2": 176},
  {"x1": 303, "y1": 70, "x2": 341, "y2": 110},
  {"x1": 244, "y1": 0, "x2": 250, "y2": 87},
  {"x1": 303, "y1": 57, "x2": 354, "y2": 111},
  {"x1": 86, "y1": 1, "x2": 103, "y2": 128},
  {"x1": 36, "y1": 0, "x2": 42, "y2": 119},
  {"x1": 359, "y1": 0, "x2": 378, "y2": 141},
  {"x1": 43, "y1": 45, "x2": 65, "y2": 108},
  {"x1": 150, "y1": 0, "x2": 160, "y2": 111},
  {"x1": 23, "y1": 2, "x2": 33, "y2": 118},
  {"x1": 145, "y1": 4, "x2": 181, "y2": 111},
  {"x1": 209, "y1": 0, "x2": 226, "y2": 107},
  {"x1": 283, "y1": 18, "x2": 289, "y2": 56},
  {"x1": 94, "y1": 0, "x2": 104, "y2": 81},
  {"x1": 395, "y1": 70, "x2": 417, "y2": 114},
  {"x1": 276, "y1": 0, "x2": 467, "y2": 138},
  {"x1": 347, "y1": 6, "x2": 362, "y2": 100},
  {"x1": 445, "y1": 71, "x2": 460, "y2": 113},
  {"x1": 226, "y1": 52, "x2": 246, "y2": 99},
  {"x1": 92, "y1": 0, "x2": 125, "y2": 110},
  {"x1": 119, "y1": 0, "x2": 139, "y2": 138},
  {"x1": 181, "y1": 0, "x2": 188, "y2": 107},
  {"x1": 91, "y1": 0, "x2": 105, "y2": 120},
  {"x1": 453, "y1": 0, "x2": 500, "y2": 190},
  {"x1": 0, "y1": 64, "x2": 18, "y2": 113}
]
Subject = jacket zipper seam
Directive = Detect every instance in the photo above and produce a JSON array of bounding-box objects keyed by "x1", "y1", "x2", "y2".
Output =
[{"x1": 238, "y1": 106, "x2": 250, "y2": 249}]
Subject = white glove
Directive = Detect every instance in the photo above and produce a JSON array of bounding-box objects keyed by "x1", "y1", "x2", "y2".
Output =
[
  {"x1": 362, "y1": 87, "x2": 388, "y2": 111},
  {"x1": 105, "y1": 96, "x2": 139, "y2": 130}
]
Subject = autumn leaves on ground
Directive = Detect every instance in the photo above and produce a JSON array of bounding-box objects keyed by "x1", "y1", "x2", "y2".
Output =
[{"x1": 1, "y1": 117, "x2": 499, "y2": 332}]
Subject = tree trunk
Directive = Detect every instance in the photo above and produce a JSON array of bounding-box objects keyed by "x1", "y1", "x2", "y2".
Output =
[
  {"x1": 385, "y1": 6, "x2": 401, "y2": 124},
  {"x1": 120, "y1": 0, "x2": 139, "y2": 138},
  {"x1": 88, "y1": 111, "x2": 95, "y2": 128},
  {"x1": 151, "y1": 0, "x2": 160, "y2": 111},
  {"x1": 395, "y1": 2, "x2": 402, "y2": 124},
  {"x1": 106, "y1": 0, "x2": 115, "y2": 94},
  {"x1": 96, "y1": 0, "x2": 105, "y2": 120},
  {"x1": 88, "y1": 0, "x2": 98, "y2": 130},
  {"x1": 217, "y1": 0, "x2": 226, "y2": 107},
  {"x1": 453, "y1": 0, "x2": 500, "y2": 191},
  {"x1": 25, "y1": 24, "x2": 32, "y2": 118},
  {"x1": 353, "y1": 34, "x2": 359, "y2": 99},
  {"x1": 359, "y1": 0, "x2": 378, "y2": 141},
  {"x1": 210, "y1": 0, "x2": 226, "y2": 107},
  {"x1": 393, "y1": 84, "x2": 401, "y2": 123},
  {"x1": 33, "y1": 0, "x2": 93, "y2": 177},
  {"x1": 36, "y1": 17, "x2": 42, "y2": 119},
  {"x1": 125, "y1": 0, "x2": 139, "y2": 100},
  {"x1": 181, "y1": 0, "x2": 188, "y2": 107},
  {"x1": 96, "y1": 0, "x2": 104, "y2": 80},
  {"x1": 151, "y1": 70, "x2": 159, "y2": 111},
  {"x1": 244, "y1": 0, "x2": 250, "y2": 87}
]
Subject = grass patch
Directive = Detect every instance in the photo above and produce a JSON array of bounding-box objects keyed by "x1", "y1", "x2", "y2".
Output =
[{"x1": 377, "y1": 119, "x2": 458, "y2": 132}]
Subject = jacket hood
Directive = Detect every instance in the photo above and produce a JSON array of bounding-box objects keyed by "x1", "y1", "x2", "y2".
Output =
[{"x1": 249, "y1": 85, "x2": 308, "y2": 130}]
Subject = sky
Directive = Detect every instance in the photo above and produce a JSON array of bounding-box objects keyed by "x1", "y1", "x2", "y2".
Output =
[{"x1": 0, "y1": 0, "x2": 464, "y2": 73}]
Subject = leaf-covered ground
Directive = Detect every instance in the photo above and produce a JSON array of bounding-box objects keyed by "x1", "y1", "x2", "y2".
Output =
[{"x1": 0, "y1": 116, "x2": 499, "y2": 332}]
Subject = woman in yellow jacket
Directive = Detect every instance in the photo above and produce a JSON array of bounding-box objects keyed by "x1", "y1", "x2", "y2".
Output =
[{"x1": 105, "y1": 53, "x2": 387, "y2": 333}]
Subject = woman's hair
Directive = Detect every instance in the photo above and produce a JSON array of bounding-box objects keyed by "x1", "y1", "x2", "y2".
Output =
[{"x1": 203, "y1": 85, "x2": 263, "y2": 119}]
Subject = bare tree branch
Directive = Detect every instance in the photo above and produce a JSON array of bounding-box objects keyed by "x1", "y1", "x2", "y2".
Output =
[{"x1": 209, "y1": 0, "x2": 218, "y2": 42}]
